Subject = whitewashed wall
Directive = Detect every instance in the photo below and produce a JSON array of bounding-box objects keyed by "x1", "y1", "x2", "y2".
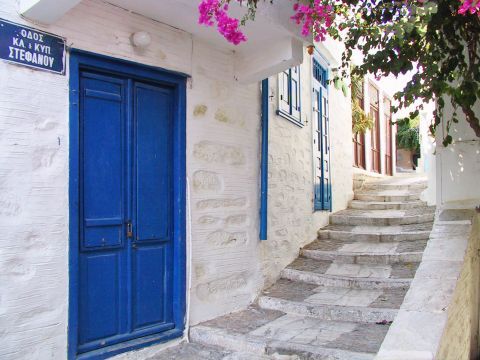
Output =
[
  {"x1": 261, "y1": 52, "x2": 353, "y2": 285},
  {"x1": 0, "y1": 0, "x2": 262, "y2": 358},
  {"x1": 436, "y1": 99, "x2": 480, "y2": 206}
]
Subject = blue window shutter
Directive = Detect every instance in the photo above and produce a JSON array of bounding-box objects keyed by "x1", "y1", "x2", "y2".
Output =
[
  {"x1": 320, "y1": 87, "x2": 332, "y2": 210},
  {"x1": 313, "y1": 58, "x2": 331, "y2": 211},
  {"x1": 279, "y1": 70, "x2": 290, "y2": 113},
  {"x1": 291, "y1": 66, "x2": 301, "y2": 120}
]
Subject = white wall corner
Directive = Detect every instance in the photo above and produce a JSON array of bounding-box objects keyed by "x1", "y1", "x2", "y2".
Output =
[
  {"x1": 234, "y1": 37, "x2": 304, "y2": 84},
  {"x1": 19, "y1": 0, "x2": 81, "y2": 24}
]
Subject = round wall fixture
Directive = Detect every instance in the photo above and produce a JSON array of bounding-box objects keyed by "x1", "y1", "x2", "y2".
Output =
[{"x1": 131, "y1": 31, "x2": 151, "y2": 48}]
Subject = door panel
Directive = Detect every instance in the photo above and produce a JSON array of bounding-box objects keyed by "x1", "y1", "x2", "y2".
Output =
[
  {"x1": 81, "y1": 74, "x2": 125, "y2": 249},
  {"x1": 132, "y1": 245, "x2": 172, "y2": 330},
  {"x1": 78, "y1": 71, "x2": 175, "y2": 354},
  {"x1": 135, "y1": 84, "x2": 172, "y2": 243},
  {"x1": 79, "y1": 73, "x2": 127, "y2": 351},
  {"x1": 79, "y1": 253, "x2": 121, "y2": 345}
]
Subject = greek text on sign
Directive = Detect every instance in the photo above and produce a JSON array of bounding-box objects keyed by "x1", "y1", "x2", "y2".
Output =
[{"x1": 0, "y1": 18, "x2": 65, "y2": 74}]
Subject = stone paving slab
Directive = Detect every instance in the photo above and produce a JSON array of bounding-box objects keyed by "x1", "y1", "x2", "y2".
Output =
[
  {"x1": 147, "y1": 342, "x2": 232, "y2": 360},
  {"x1": 147, "y1": 342, "x2": 287, "y2": 360},
  {"x1": 302, "y1": 239, "x2": 427, "y2": 264},
  {"x1": 191, "y1": 306, "x2": 388, "y2": 359},
  {"x1": 287, "y1": 257, "x2": 418, "y2": 280},
  {"x1": 262, "y1": 279, "x2": 407, "y2": 309},
  {"x1": 354, "y1": 193, "x2": 422, "y2": 202},
  {"x1": 305, "y1": 238, "x2": 427, "y2": 254},
  {"x1": 349, "y1": 200, "x2": 428, "y2": 210},
  {"x1": 258, "y1": 279, "x2": 407, "y2": 323},
  {"x1": 318, "y1": 223, "x2": 433, "y2": 242},
  {"x1": 330, "y1": 207, "x2": 435, "y2": 226}
]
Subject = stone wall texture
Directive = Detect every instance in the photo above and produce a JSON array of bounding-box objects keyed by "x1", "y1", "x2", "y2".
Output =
[{"x1": 437, "y1": 212, "x2": 480, "y2": 360}]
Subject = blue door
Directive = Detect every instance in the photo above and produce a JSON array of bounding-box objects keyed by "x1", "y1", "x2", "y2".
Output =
[
  {"x1": 312, "y1": 58, "x2": 332, "y2": 211},
  {"x1": 77, "y1": 70, "x2": 176, "y2": 355}
]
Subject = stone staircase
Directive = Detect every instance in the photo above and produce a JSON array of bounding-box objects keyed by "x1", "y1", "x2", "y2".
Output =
[{"x1": 150, "y1": 176, "x2": 434, "y2": 360}]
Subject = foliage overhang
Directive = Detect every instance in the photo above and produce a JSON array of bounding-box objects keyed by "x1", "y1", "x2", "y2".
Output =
[{"x1": 197, "y1": 0, "x2": 480, "y2": 147}]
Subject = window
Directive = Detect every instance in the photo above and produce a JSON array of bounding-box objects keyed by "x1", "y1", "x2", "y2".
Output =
[
  {"x1": 369, "y1": 83, "x2": 381, "y2": 173},
  {"x1": 277, "y1": 66, "x2": 302, "y2": 126},
  {"x1": 352, "y1": 79, "x2": 366, "y2": 169},
  {"x1": 312, "y1": 58, "x2": 331, "y2": 211},
  {"x1": 384, "y1": 97, "x2": 393, "y2": 176}
]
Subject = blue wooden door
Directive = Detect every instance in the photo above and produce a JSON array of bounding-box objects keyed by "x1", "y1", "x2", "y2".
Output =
[
  {"x1": 312, "y1": 58, "x2": 332, "y2": 211},
  {"x1": 78, "y1": 71, "x2": 175, "y2": 354}
]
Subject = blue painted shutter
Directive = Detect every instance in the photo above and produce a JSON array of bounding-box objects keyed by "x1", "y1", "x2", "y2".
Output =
[
  {"x1": 279, "y1": 69, "x2": 290, "y2": 113},
  {"x1": 312, "y1": 59, "x2": 331, "y2": 211},
  {"x1": 320, "y1": 87, "x2": 332, "y2": 210},
  {"x1": 291, "y1": 66, "x2": 301, "y2": 120}
]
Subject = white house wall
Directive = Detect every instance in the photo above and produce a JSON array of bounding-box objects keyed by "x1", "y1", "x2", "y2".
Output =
[{"x1": 436, "y1": 99, "x2": 480, "y2": 206}]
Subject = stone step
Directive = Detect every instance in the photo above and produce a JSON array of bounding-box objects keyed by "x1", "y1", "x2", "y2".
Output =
[
  {"x1": 190, "y1": 306, "x2": 387, "y2": 360},
  {"x1": 354, "y1": 190, "x2": 422, "y2": 202},
  {"x1": 361, "y1": 182, "x2": 427, "y2": 192},
  {"x1": 318, "y1": 223, "x2": 433, "y2": 242},
  {"x1": 330, "y1": 208, "x2": 435, "y2": 226},
  {"x1": 146, "y1": 342, "x2": 255, "y2": 360},
  {"x1": 301, "y1": 239, "x2": 427, "y2": 265},
  {"x1": 258, "y1": 279, "x2": 405, "y2": 323},
  {"x1": 349, "y1": 200, "x2": 427, "y2": 210},
  {"x1": 281, "y1": 257, "x2": 416, "y2": 290}
]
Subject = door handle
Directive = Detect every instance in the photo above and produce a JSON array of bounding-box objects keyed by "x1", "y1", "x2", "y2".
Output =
[{"x1": 126, "y1": 220, "x2": 133, "y2": 238}]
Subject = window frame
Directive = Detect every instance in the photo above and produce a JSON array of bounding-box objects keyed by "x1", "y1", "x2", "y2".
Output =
[
  {"x1": 277, "y1": 66, "x2": 303, "y2": 127},
  {"x1": 312, "y1": 55, "x2": 332, "y2": 212}
]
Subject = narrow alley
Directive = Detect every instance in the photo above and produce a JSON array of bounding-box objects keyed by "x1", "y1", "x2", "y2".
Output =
[{"x1": 150, "y1": 175, "x2": 434, "y2": 359}]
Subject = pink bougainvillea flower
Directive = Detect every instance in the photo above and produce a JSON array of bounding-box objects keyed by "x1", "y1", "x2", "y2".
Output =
[
  {"x1": 198, "y1": 0, "x2": 247, "y2": 45},
  {"x1": 290, "y1": 0, "x2": 335, "y2": 42},
  {"x1": 458, "y1": 0, "x2": 480, "y2": 16}
]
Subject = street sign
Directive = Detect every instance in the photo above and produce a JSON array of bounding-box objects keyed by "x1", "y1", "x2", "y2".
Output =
[{"x1": 0, "y1": 18, "x2": 66, "y2": 75}]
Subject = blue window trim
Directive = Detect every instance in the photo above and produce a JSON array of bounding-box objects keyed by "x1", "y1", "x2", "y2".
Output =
[
  {"x1": 277, "y1": 66, "x2": 303, "y2": 127},
  {"x1": 68, "y1": 49, "x2": 187, "y2": 360},
  {"x1": 276, "y1": 109, "x2": 304, "y2": 128},
  {"x1": 260, "y1": 79, "x2": 269, "y2": 241},
  {"x1": 312, "y1": 54, "x2": 332, "y2": 212}
]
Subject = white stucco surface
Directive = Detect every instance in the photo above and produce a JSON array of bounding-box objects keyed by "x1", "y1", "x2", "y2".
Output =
[{"x1": 436, "y1": 100, "x2": 480, "y2": 206}]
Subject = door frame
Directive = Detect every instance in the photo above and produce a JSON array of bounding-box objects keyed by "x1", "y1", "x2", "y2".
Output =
[{"x1": 68, "y1": 49, "x2": 187, "y2": 360}]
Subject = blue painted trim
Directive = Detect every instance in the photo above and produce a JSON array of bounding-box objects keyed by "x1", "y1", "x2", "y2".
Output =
[
  {"x1": 260, "y1": 79, "x2": 269, "y2": 241},
  {"x1": 68, "y1": 49, "x2": 187, "y2": 360},
  {"x1": 276, "y1": 109, "x2": 304, "y2": 128}
]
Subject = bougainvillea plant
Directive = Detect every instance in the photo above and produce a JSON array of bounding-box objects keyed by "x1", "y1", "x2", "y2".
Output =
[{"x1": 198, "y1": 0, "x2": 480, "y2": 146}]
